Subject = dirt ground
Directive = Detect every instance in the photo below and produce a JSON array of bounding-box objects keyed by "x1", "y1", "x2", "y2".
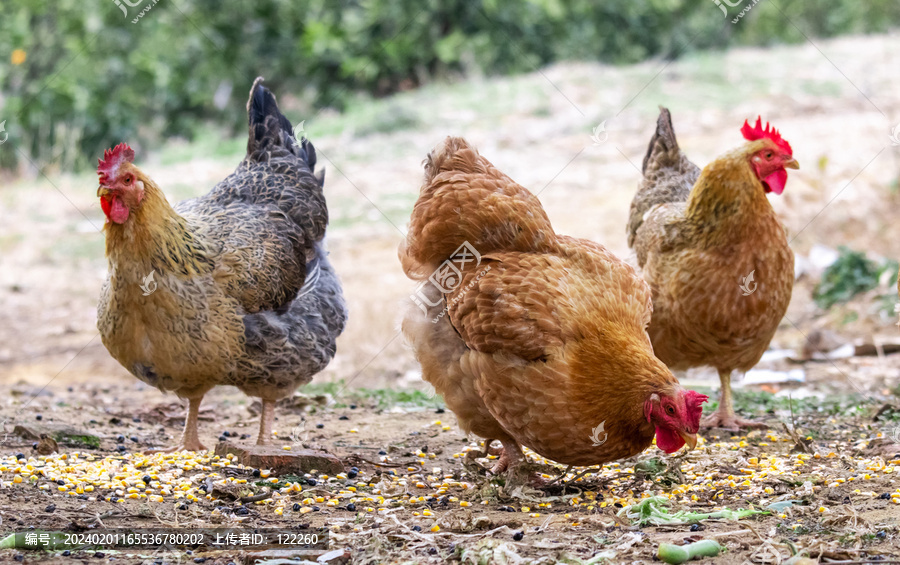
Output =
[{"x1": 2, "y1": 33, "x2": 900, "y2": 564}]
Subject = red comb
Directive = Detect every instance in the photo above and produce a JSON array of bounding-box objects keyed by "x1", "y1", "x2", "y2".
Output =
[
  {"x1": 97, "y1": 143, "x2": 135, "y2": 183},
  {"x1": 683, "y1": 390, "x2": 709, "y2": 430},
  {"x1": 741, "y1": 117, "x2": 792, "y2": 155}
]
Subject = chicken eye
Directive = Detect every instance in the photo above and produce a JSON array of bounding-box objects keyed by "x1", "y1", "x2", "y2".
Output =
[
  {"x1": 124, "y1": 176, "x2": 132, "y2": 184},
  {"x1": 765, "y1": 151, "x2": 773, "y2": 159},
  {"x1": 665, "y1": 405, "x2": 675, "y2": 416}
]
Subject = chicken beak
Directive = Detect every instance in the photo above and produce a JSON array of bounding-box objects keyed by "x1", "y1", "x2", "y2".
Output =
[
  {"x1": 679, "y1": 430, "x2": 698, "y2": 451},
  {"x1": 97, "y1": 186, "x2": 110, "y2": 198},
  {"x1": 783, "y1": 157, "x2": 799, "y2": 170}
]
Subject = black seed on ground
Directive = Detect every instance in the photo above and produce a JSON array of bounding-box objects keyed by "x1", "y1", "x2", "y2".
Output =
[
  {"x1": 240, "y1": 434, "x2": 250, "y2": 440},
  {"x1": 349, "y1": 404, "x2": 357, "y2": 409},
  {"x1": 130, "y1": 436, "x2": 139, "y2": 443},
  {"x1": 877, "y1": 531, "x2": 887, "y2": 538},
  {"x1": 116, "y1": 435, "x2": 125, "y2": 443},
  {"x1": 292, "y1": 503, "x2": 301, "y2": 511},
  {"x1": 194, "y1": 559, "x2": 207, "y2": 563},
  {"x1": 307, "y1": 479, "x2": 317, "y2": 486},
  {"x1": 513, "y1": 531, "x2": 524, "y2": 541},
  {"x1": 421, "y1": 445, "x2": 428, "y2": 453},
  {"x1": 347, "y1": 471, "x2": 358, "y2": 479},
  {"x1": 222, "y1": 431, "x2": 231, "y2": 437},
  {"x1": 435, "y1": 408, "x2": 445, "y2": 414},
  {"x1": 346, "y1": 503, "x2": 356, "y2": 511},
  {"x1": 132, "y1": 417, "x2": 141, "y2": 423},
  {"x1": 690, "y1": 524, "x2": 703, "y2": 531},
  {"x1": 14, "y1": 555, "x2": 23, "y2": 562},
  {"x1": 378, "y1": 450, "x2": 387, "y2": 455},
  {"x1": 35, "y1": 415, "x2": 42, "y2": 421},
  {"x1": 62, "y1": 550, "x2": 71, "y2": 556},
  {"x1": 878, "y1": 493, "x2": 891, "y2": 499},
  {"x1": 339, "y1": 415, "x2": 349, "y2": 421},
  {"x1": 313, "y1": 506, "x2": 320, "y2": 511},
  {"x1": 57, "y1": 479, "x2": 66, "y2": 486},
  {"x1": 614, "y1": 502, "x2": 623, "y2": 508},
  {"x1": 32, "y1": 443, "x2": 38, "y2": 450},
  {"x1": 15, "y1": 453, "x2": 25, "y2": 460},
  {"x1": 219, "y1": 435, "x2": 227, "y2": 441},
  {"x1": 412, "y1": 526, "x2": 421, "y2": 532},
  {"x1": 45, "y1": 504, "x2": 56, "y2": 512},
  {"x1": 235, "y1": 507, "x2": 249, "y2": 516},
  {"x1": 142, "y1": 475, "x2": 152, "y2": 484},
  {"x1": 252, "y1": 469, "x2": 260, "y2": 477},
  {"x1": 316, "y1": 423, "x2": 324, "y2": 429},
  {"x1": 178, "y1": 504, "x2": 188, "y2": 511},
  {"x1": 117, "y1": 445, "x2": 126, "y2": 453},
  {"x1": 93, "y1": 552, "x2": 105, "y2": 558},
  {"x1": 428, "y1": 548, "x2": 437, "y2": 555}
]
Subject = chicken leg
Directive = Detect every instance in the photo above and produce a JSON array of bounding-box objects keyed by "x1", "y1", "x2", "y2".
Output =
[
  {"x1": 147, "y1": 396, "x2": 208, "y2": 453},
  {"x1": 256, "y1": 399, "x2": 276, "y2": 445},
  {"x1": 701, "y1": 370, "x2": 767, "y2": 431}
]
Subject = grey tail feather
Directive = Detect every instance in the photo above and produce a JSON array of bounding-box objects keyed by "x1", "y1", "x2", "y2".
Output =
[
  {"x1": 246, "y1": 76, "x2": 317, "y2": 172},
  {"x1": 641, "y1": 106, "x2": 679, "y2": 174}
]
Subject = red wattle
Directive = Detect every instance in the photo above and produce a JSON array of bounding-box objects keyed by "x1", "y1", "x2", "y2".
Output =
[
  {"x1": 655, "y1": 426, "x2": 685, "y2": 453},
  {"x1": 109, "y1": 196, "x2": 130, "y2": 224},
  {"x1": 100, "y1": 196, "x2": 112, "y2": 221},
  {"x1": 763, "y1": 168, "x2": 788, "y2": 195}
]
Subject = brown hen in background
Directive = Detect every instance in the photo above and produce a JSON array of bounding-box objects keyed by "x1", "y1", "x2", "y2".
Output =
[
  {"x1": 628, "y1": 108, "x2": 797, "y2": 431},
  {"x1": 400, "y1": 137, "x2": 707, "y2": 479}
]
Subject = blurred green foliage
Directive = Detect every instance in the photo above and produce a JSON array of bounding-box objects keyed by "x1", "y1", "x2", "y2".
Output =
[
  {"x1": 813, "y1": 247, "x2": 898, "y2": 310},
  {"x1": 1, "y1": 0, "x2": 899, "y2": 171}
]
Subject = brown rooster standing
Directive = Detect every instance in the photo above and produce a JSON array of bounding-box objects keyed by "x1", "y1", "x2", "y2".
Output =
[
  {"x1": 96, "y1": 78, "x2": 347, "y2": 451},
  {"x1": 401, "y1": 137, "x2": 707, "y2": 480},
  {"x1": 628, "y1": 109, "x2": 797, "y2": 431}
]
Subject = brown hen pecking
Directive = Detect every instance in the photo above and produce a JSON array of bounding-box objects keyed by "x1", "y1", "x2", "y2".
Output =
[
  {"x1": 400, "y1": 137, "x2": 707, "y2": 479},
  {"x1": 628, "y1": 108, "x2": 797, "y2": 431},
  {"x1": 96, "y1": 78, "x2": 347, "y2": 452}
]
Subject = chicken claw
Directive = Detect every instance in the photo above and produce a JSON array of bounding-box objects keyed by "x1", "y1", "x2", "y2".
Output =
[
  {"x1": 146, "y1": 397, "x2": 209, "y2": 453},
  {"x1": 701, "y1": 411, "x2": 767, "y2": 432}
]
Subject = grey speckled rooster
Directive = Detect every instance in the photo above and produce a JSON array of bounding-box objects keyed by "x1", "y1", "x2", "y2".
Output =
[{"x1": 96, "y1": 78, "x2": 347, "y2": 452}]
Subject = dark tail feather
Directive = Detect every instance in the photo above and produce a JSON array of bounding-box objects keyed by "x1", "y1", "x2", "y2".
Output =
[
  {"x1": 246, "y1": 77, "x2": 317, "y2": 172},
  {"x1": 641, "y1": 107, "x2": 680, "y2": 174}
]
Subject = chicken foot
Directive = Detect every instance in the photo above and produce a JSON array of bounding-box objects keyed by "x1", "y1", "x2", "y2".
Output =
[
  {"x1": 701, "y1": 370, "x2": 767, "y2": 431},
  {"x1": 146, "y1": 396, "x2": 208, "y2": 453},
  {"x1": 256, "y1": 399, "x2": 276, "y2": 446}
]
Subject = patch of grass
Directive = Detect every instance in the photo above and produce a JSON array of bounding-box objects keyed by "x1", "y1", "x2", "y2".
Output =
[
  {"x1": 720, "y1": 390, "x2": 874, "y2": 418},
  {"x1": 300, "y1": 381, "x2": 443, "y2": 411},
  {"x1": 813, "y1": 247, "x2": 895, "y2": 310}
]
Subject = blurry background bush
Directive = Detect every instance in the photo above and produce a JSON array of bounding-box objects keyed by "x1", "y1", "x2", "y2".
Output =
[{"x1": 2, "y1": 0, "x2": 899, "y2": 171}]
